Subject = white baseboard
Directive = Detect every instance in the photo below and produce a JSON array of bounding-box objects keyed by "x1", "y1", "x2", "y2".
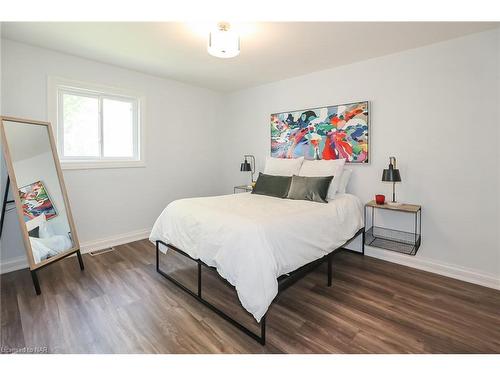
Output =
[
  {"x1": 0, "y1": 255, "x2": 28, "y2": 274},
  {"x1": 79, "y1": 228, "x2": 151, "y2": 255},
  {"x1": 2, "y1": 230, "x2": 499, "y2": 291},
  {"x1": 365, "y1": 246, "x2": 500, "y2": 290},
  {"x1": 0, "y1": 228, "x2": 151, "y2": 274}
]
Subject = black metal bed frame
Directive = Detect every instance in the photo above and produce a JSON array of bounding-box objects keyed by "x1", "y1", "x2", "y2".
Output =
[{"x1": 155, "y1": 226, "x2": 365, "y2": 345}]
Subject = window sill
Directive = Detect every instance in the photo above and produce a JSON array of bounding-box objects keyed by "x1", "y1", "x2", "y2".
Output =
[{"x1": 61, "y1": 160, "x2": 146, "y2": 170}]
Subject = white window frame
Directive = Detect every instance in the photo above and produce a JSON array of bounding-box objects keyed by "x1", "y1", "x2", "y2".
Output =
[{"x1": 48, "y1": 77, "x2": 145, "y2": 170}]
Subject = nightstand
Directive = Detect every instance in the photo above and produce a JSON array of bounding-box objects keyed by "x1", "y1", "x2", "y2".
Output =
[
  {"x1": 234, "y1": 185, "x2": 253, "y2": 193},
  {"x1": 364, "y1": 200, "x2": 422, "y2": 256}
]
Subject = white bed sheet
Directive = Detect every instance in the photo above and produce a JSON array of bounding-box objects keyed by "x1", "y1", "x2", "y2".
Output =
[{"x1": 149, "y1": 192, "x2": 363, "y2": 322}]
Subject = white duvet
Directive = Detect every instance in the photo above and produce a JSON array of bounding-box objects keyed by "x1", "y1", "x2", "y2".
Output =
[
  {"x1": 29, "y1": 235, "x2": 73, "y2": 264},
  {"x1": 149, "y1": 193, "x2": 363, "y2": 322}
]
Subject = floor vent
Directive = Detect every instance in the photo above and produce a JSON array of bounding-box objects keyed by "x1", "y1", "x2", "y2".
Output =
[{"x1": 89, "y1": 247, "x2": 115, "y2": 256}]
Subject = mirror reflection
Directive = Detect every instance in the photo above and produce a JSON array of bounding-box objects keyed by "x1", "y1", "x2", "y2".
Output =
[{"x1": 3, "y1": 120, "x2": 75, "y2": 264}]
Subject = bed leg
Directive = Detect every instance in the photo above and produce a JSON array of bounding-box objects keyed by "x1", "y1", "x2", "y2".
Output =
[
  {"x1": 327, "y1": 253, "x2": 333, "y2": 287},
  {"x1": 156, "y1": 241, "x2": 160, "y2": 271},
  {"x1": 260, "y1": 315, "x2": 266, "y2": 345}
]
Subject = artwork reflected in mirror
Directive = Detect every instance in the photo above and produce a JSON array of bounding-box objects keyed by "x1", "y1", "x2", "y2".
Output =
[{"x1": 1, "y1": 118, "x2": 79, "y2": 267}]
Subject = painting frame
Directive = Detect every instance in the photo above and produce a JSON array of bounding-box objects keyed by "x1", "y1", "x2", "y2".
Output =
[
  {"x1": 270, "y1": 101, "x2": 370, "y2": 164},
  {"x1": 18, "y1": 180, "x2": 58, "y2": 222}
]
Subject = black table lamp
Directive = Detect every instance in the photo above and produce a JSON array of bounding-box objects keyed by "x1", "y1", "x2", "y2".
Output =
[
  {"x1": 240, "y1": 154, "x2": 256, "y2": 184},
  {"x1": 382, "y1": 156, "x2": 402, "y2": 206}
]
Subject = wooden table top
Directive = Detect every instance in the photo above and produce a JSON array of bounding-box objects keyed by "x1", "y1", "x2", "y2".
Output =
[{"x1": 366, "y1": 200, "x2": 421, "y2": 213}]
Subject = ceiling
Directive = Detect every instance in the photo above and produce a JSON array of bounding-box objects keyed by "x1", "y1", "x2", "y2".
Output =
[{"x1": 2, "y1": 22, "x2": 498, "y2": 92}]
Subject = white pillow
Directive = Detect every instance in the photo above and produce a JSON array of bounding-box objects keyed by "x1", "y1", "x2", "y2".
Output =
[
  {"x1": 338, "y1": 169, "x2": 352, "y2": 194},
  {"x1": 298, "y1": 159, "x2": 346, "y2": 198},
  {"x1": 39, "y1": 221, "x2": 56, "y2": 239},
  {"x1": 263, "y1": 156, "x2": 304, "y2": 176}
]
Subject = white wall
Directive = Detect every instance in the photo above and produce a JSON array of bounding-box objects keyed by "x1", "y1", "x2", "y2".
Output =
[
  {"x1": 1, "y1": 30, "x2": 499, "y2": 289},
  {"x1": 220, "y1": 29, "x2": 500, "y2": 288},
  {"x1": 1, "y1": 39, "x2": 226, "y2": 270}
]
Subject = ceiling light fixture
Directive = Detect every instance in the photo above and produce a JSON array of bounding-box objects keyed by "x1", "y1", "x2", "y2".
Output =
[{"x1": 208, "y1": 22, "x2": 240, "y2": 58}]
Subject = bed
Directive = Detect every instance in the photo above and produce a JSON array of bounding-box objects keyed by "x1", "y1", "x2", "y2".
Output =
[{"x1": 149, "y1": 191, "x2": 364, "y2": 344}]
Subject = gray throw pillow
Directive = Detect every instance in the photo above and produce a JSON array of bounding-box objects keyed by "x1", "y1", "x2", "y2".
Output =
[
  {"x1": 286, "y1": 175, "x2": 334, "y2": 203},
  {"x1": 28, "y1": 227, "x2": 40, "y2": 238},
  {"x1": 252, "y1": 172, "x2": 292, "y2": 198}
]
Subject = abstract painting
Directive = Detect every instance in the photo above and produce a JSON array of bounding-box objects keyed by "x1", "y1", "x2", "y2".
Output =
[
  {"x1": 19, "y1": 181, "x2": 57, "y2": 222},
  {"x1": 271, "y1": 101, "x2": 369, "y2": 163}
]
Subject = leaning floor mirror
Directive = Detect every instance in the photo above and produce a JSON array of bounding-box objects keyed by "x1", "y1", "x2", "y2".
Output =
[{"x1": 0, "y1": 116, "x2": 84, "y2": 294}]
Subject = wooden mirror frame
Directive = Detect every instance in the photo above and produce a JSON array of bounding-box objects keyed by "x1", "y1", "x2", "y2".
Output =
[{"x1": 0, "y1": 116, "x2": 81, "y2": 273}]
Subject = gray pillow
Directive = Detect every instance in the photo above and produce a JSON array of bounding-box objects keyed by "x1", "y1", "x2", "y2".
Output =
[
  {"x1": 286, "y1": 175, "x2": 334, "y2": 203},
  {"x1": 252, "y1": 172, "x2": 292, "y2": 198},
  {"x1": 28, "y1": 227, "x2": 40, "y2": 238}
]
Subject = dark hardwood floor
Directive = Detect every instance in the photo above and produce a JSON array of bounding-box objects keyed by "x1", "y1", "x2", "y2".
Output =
[{"x1": 1, "y1": 239, "x2": 499, "y2": 353}]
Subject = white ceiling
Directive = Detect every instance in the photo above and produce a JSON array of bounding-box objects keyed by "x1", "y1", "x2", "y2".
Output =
[{"x1": 2, "y1": 22, "x2": 498, "y2": 92}]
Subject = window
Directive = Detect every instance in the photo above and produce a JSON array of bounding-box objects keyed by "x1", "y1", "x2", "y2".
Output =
[{"x1": 49, "y1": 78, "x2": 144, "y2": 169}]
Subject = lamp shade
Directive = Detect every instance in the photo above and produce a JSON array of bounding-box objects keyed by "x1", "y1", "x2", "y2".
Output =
[
  {"x1": 240, "y1": 160, "x2": 252, "y2": 172},
  {"x1": 382, "y1": 165, "x2": 401, "y2": 182}
]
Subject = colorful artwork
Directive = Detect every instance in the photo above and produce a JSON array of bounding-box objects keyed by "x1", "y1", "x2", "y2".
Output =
[
  {"x1": 19, "y1": 181, "x2": 57, "y2": 222},
  {"x1": 271, "y1": 101, "x2": 369, "y2": 163}
]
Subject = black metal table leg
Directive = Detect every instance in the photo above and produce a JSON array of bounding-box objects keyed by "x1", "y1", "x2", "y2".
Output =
[
  {"x1": 419, "y1": 208, "x2": 422, "y2": 246},
  {"x1": 364, "y1": 204, "x2": 367, "y2": 231},
  {"x1": 76, "y1": 250, "x2": 85, "y2": 271},
  {"x1": 31, "y1": 270, "x2": 41, "y2": 295},
  {"x1": 371, "y1": 205, "x2": 374, "y2": 230},
  {"x1": 362, "y1": 205, "x2": 368, "y2": 256},
  {"x1": 362, "y1": 229, "x2": 365, "y2": 255},
  {"x1": 414, "y1": 211, "x2": 417, "y2": 246}
]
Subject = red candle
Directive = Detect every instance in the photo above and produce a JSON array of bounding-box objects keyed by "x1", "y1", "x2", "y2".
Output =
[{"x1": 375, "y1": 194, "x2": 385, "y2": 205}]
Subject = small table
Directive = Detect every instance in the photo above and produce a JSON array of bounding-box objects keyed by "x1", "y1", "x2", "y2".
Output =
[
  {"x1": 364, "y1": 200, "x2": 422, "y2": 256},
  {"x1": 234, "y1": 185, "x2": 253, "y2": 193}
]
